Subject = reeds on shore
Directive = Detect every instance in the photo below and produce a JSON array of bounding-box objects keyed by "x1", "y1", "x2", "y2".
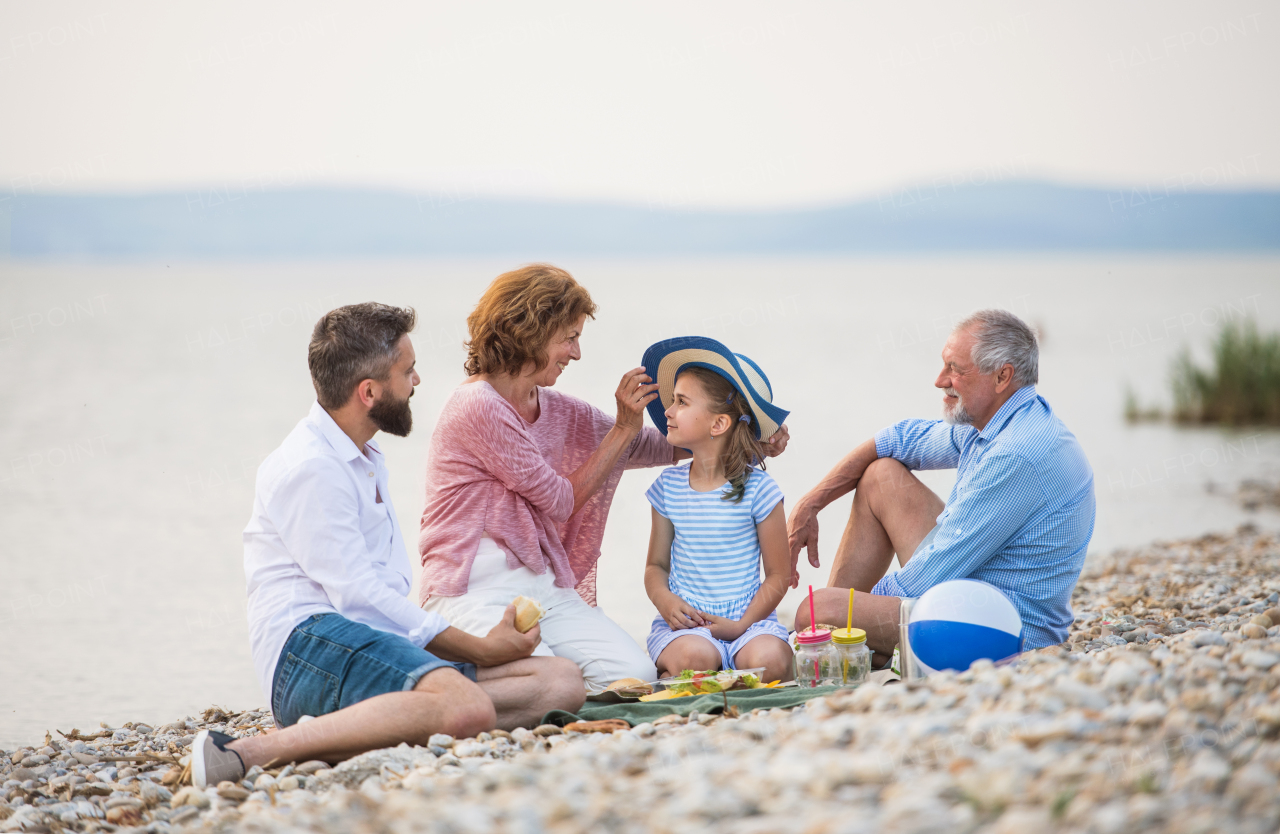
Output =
[{"x1": 1169, "y1": 319, "x2": 1280, "y2": 426}]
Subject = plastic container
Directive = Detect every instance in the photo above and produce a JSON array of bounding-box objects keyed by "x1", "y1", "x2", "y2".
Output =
[
  {"x1": 652, "y1": 667, "x2": 768, "y2": 695},
  {"x1": 830, "y1": 627, "x2": 871, "y2": 686},
  {"x1": 897, "y1": 597, "x2": 925, "y2": 681},
  {"x1": 586, "y1": 667, "x2": 772, "y2": 701},
  {"x1": 793, "y1": 628, "x2": 839, "y2": 688}
]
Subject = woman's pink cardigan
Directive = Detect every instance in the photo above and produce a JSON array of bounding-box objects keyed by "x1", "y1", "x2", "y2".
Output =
[{"x1": 417, "y1": 381, "x2": 673, "y2": 606}]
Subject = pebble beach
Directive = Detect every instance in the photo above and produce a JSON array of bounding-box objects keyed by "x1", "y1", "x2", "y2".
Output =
[{"x1": 4, "y1": 526, "x2": 1280, "y2": 834}]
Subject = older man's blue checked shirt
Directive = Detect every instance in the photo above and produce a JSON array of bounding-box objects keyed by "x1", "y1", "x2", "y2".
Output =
[{"x1": 870, "y1": 385, "x2": 1095, "y2": 650}]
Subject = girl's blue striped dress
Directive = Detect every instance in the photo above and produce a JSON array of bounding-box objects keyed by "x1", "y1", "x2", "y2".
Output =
[{"x1": 645, "y1": 463, "x2": 790, "y2": 669}]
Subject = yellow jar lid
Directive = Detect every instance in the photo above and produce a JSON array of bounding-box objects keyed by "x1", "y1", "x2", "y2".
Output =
[{"x1": 831, "y1": 627, "x2": 866, "y2": 644}]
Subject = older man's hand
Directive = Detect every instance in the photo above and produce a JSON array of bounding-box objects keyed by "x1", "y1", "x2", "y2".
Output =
[
  {"x1": 762, "y1": 423, "x2": 789, "y2": 458},
  {"x1": 786, "y1": 499, "x2": 821, "y2": 588}
]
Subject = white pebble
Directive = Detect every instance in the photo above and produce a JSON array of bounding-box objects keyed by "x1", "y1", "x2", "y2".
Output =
[{"x1": 1241, "y1": 651, "x2": 1279, "y2": 670}]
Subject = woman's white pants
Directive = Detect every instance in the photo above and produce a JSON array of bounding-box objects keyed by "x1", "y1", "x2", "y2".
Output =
[{"x1": 422, "y1": 536, "x2": 657, "y2": 688}]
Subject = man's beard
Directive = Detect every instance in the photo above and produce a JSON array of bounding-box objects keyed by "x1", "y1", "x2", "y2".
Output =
[
  {"x1": 941, "y1": 388, "x2": 974, "y2": 425},
  {"x1": 369, "y1": 389, "x2": 413, "y2": 437}
]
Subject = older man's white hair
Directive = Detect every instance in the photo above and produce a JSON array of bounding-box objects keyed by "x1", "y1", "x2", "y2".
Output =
[{"x1": 954, "y1": 309, "x2": 1039, "y2": 387}]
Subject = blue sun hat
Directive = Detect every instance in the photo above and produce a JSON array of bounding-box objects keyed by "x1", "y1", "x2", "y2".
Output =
[{"x1": 640, "y1": 336, "x2": 789, "y2": 440}]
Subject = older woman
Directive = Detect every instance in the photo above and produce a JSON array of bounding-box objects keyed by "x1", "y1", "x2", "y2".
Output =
[{"x1": 418, "y1": 264, "x2": 786, "y2": 687}]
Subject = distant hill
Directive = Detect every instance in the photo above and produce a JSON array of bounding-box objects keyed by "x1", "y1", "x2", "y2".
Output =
[{"x1": 4, "y1": 181, "x2": 1278, "y2": 258}]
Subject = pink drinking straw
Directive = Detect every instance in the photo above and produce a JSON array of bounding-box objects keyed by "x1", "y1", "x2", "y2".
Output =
[{"x1": 807, "y1": 585, "x2": 819, "y2": 686}]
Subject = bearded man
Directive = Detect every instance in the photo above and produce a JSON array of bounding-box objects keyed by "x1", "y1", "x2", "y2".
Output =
[
  {"x1": 788, "y1": 309, "x2": 1095, "y2": 666},
  {"x1": 190, "y1": 303, "x2": 584, "y2": 789}
]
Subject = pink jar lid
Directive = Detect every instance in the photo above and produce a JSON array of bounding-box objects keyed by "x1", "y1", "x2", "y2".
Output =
[{"x1": 795, "y1": 628, "x2": 831, "y2": 645}]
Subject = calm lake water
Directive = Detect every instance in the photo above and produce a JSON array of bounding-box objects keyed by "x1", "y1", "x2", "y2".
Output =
[{"x1": 2, "y1": 256, "x2": 1278, "y2": 747}]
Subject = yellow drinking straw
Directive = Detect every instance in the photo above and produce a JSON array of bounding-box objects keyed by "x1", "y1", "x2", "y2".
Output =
[{"x1": 842, "y1": 588, "x2": 855, "y2": 683}]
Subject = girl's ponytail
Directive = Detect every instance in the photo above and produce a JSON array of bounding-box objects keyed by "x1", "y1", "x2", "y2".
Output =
[{"x1": 678, "y1": 366, "x2": 768, "y2": 503}]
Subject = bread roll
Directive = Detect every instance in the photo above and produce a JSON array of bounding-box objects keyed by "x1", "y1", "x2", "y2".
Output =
[
  {"x1": 604, "y1": 677, "x2": 653, "y2": 697},
  {"x1": 512, "y1": 595, "x2": 545, "y2": 633}
]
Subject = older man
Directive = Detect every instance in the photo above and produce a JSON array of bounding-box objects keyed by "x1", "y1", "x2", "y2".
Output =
[{"x1": 789, "y1": 309, "x2": 1094, "y2": 663}]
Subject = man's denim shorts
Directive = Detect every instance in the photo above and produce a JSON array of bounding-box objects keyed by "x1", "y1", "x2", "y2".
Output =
[{"x1": 271, "y1": 613, "x2": 478, "y2": 728}]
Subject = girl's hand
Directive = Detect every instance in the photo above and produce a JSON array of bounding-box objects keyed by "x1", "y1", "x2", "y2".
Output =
[
  {"x1": 615, "y1": 367, "x2": 660, "y2": 433},
  {"x1": 702, "y1": 614, "x2": 746, "y2": 642},
  {"x1": 663, "y1": 597, "x2": 709, "y2": 630}
]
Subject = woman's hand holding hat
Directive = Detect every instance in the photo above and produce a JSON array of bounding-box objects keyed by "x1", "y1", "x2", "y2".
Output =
[
  {"x1": 762, "y1": 423, "x2": 790, "y2": 457},
  {"x1": 615, "y1": 366, "x2": 660, "y2": 433}
]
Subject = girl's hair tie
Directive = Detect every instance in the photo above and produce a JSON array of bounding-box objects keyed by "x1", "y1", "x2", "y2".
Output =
[
  {"x1": 725, "y1": 392, "x2": 735, "y2": 404},
  {"x1": 739, "y1": 414, "x2": 751, "y2": 423}
]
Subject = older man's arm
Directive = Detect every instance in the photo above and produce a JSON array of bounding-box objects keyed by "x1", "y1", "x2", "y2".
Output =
[
  {"x1": 787, "y1": 437, "x2": 879, "y2": 579},
  {"x1": 873, "y1": 450, "x2": 1045, "y2": 598},
  {"x1": 787, "y1": 420, "x2": 962, "y2": 583},
  {"x1": 874, "y1": 419, "x2": 966, "y2": 471}
]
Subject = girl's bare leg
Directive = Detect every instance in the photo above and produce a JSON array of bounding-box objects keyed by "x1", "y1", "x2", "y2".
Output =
[
  {"x1": 732, "y1": 635, "x2": 793, "y2": 683},
  {"x1": 654, "y1": 634, "x2": 722, "y2": 679}
]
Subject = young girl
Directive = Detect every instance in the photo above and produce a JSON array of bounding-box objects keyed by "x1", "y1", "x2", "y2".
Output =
[{"x1": 640, "y1": 337, "x2": 794, "y2": 684}]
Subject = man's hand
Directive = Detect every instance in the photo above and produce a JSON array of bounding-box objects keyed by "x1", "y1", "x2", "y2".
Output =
[
  {"x1": 761, "y1": 423, "x2": 789, "y2": 458},
  {"x1": 479, "y1": 604, "x2": 541, "y2": 666},
  {"x1": 787, "y1": 499, "x2": 821, "y2": 588},
  {"x1": 660, "y1": 594, "x2": 709, "y2": 630},
  {"x1": 702, "y1": 613, "x2": 745, "y2": 642}
]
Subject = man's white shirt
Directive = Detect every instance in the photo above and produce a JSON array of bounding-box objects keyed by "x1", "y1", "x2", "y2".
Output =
[{"x1": 243, "y1": 401, "x2": 449, "y2": 701}]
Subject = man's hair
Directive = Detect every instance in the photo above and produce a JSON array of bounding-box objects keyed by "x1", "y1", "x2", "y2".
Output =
[
  {"x1": 463, "y1": 264, "x2": 598, "y2": 378},
  {"x1": 308, "y1": 303, "x2": 417, "y2": 409},
  {"x1": 954, "y1": 309, "x2": 1039, "y2": 387}
]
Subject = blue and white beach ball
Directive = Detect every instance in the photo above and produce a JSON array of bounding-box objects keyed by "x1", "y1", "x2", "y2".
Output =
[{"x1": 907, "y1": 579, "x2": 1023, "y2": 674}]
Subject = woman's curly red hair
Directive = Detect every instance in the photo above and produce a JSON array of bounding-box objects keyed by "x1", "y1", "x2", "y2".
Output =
[{"x1": 464, "y1": 264, "x2": 598, "y2": 378}]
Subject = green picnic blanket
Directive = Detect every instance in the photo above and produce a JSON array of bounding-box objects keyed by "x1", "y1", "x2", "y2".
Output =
[{"x1": 541, "y1": 685, "x2": 842, "y2": 728}]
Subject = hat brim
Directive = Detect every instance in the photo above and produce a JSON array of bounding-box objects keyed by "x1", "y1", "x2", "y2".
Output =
[{"x1": 640, "y1": 336, "x2": 789, "y2": 441}]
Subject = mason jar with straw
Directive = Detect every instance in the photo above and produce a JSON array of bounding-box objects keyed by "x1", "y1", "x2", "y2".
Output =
[
  {"x1": 830, "y1": 588, "x2": 871, "y2": 686},
  {"x1": 793, "y1": 584, "x2": 839, "y2": 688},
  {"x1": 794, "y1": 629, "x2": 839, "y2": 688}
]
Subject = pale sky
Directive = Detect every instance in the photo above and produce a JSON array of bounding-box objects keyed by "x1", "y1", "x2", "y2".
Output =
[{"x1": 1, "y1": 0, "x2": 1276, "y2": 208}]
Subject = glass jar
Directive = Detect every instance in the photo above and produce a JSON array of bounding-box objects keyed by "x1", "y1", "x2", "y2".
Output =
[
  {"x1": 793, "y1": 628, "x2": 839, "y2": 688},
  {"x1": 830, "y1": 628, "x2": 871, "y2": 686}
]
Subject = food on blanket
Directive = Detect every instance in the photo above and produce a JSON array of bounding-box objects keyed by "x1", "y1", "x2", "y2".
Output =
[
  {"x1": 564, "y1": 719, "x2": 630, "y2": 734},
  {"x1": 604, "y1": 677, "x2": 653, "y2": 697},
  {"x1": 639, "y1": 689, "x2": 689, "y2": 702},
  {"x1": 667, "y1": 669, "x2": 765, "y2": 696},
  {"x1": 637, "y1": 669, "x2": 772, "y2": 700},
  {"x1": 512, "y1": 595, "x2": 545, "y2": 633}
]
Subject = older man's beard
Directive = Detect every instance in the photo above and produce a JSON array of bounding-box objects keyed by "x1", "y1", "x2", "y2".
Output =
[
  {"x1": 941, "y1": 388, "x2": 974, "y2": 425},
  {"x1": 369, "y1": 389, "x2": 413, "y2": 437}
]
